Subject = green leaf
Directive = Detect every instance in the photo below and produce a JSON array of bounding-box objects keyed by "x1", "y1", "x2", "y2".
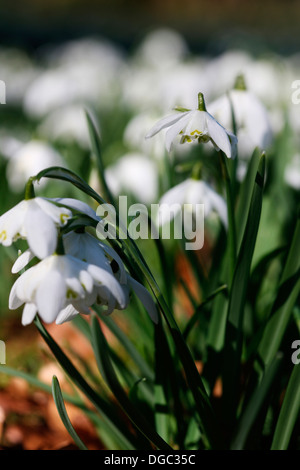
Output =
[
  {"x1": 35, "y1": 166, "x2": 106, "y2": 206},
  {"x1": 257, "y1": 212, "x2": 300, "y2": 368},
  {"x1": 52, "y1": 375, "x2": 88, "y2": 450},
  {"x1": 90, "y1": 315, "x2": 172, "y2": 450},
  {"x1": 271, "y1": 364, "x2": 300, "y2": 450},
  {"x1": 85, "y1": 109, "x2": 115, "y2": 205},
  {"x1": 222, "y1": 153, "x2": 265, "y2": 426},
  {"x1": 230, "y1": 353, "x2": 283, "y2": 449},
  {"x1": 236, "y1": 147, "x2": 261, "y2": 249},
  {"x1": 183, "y1": 284, "x2": 228, "y2": 340},
  {"x1": 34, "y1": 316, "x2": 137, "y2": 450},
  {"x1": 94, "y1": 307, "x2": 154, "y2": 382}
]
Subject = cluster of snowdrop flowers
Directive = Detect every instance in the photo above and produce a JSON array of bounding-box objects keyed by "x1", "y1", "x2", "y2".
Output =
[
  {"x1": 146, "y1": 92, "x2": 236, "y2": 229},
  {"x1": 0, "y1": 188, "x2": 158, "y2": 326}
]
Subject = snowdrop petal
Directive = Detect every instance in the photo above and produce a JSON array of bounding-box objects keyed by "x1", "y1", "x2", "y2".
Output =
[
  {"x1": 35, "y1": 197, "x2": 72, "y2": 225},
  {"x1": 65, "y1": 277, "x2": 85, "y2": 299},
  {"x1": 165, "y1": 113, "x2": 192, "y2": 151},
  {"x1": 146, "y1": 112, "x2": 189, "y2": 138},
  {"x1": 206, "y1": 114, "x2": 232, "y2": 158},
  {"x1": 79, "y1": 269, "x2": 94, "y2": 293},
  {"x1": 49, "y1": 198, "x2": 99, "y2": 221},
  {"x1": 36, "y1": 270, "x2": 66, "y2": 322},
  {"x1": 88, "y1": 264, "x2": 126, "y2": 308},
  {"x1": 9, "y1": 278, "x2": 24, "y2": 310},
  {"x1": 56, "y1": 305, "x2": 79, "y2": 324},
  {"x1": 24, "y1": 203, "x2": 57, "y2": 259},
  {"x1": 22, "y1": 303, "x2": 38, "y2": 326},
  {"x1": 12, "y1": 249, "x2": 35, "y2": 273}
]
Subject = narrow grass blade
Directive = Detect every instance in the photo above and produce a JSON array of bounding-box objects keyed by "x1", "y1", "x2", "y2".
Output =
[
  {"x1": 34, "y1": 316, "x2": 137, "y2": 449},
  {"x1": 236, "y1": 147, "x2": 261, "y2": 249},
  {"x1": 183, "y1": 284, "x2": 228, "y2": 340},
  {"x1": 257, "y1": 212, "x2": 300, "y2": 368},
  {"x1": 52, "y1": 376, "x2": 88, "y2": 450},
  {"x1": 271, "y1": 364, "x2": 300, "y2": 449},
  {"x1": 222, "y1": 154, "x2": 265, "y2": 427},
  {"x1": 231, "y1": 353, "x2": 283, "y2": 449},
  {"x1": 85, "y1": 109, "x2": 115, "y2": 205},
  {"x1": 90, "y1": 315, "x2": 173, "y2": 450},
  {"x1": 94, "y1": 307, "x2": 154, "y2": 382}
]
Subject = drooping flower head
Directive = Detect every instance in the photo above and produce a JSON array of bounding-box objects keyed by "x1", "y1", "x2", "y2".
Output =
[
  {"x1": 0, "y1": 197, "x2": 72, "y2": 259},
  {"x1": 9, "y1": 252, "x2": 127, "y2": 325},
  {"x1": 146, "y1": 92, "x2": 237, "y2": 159}
]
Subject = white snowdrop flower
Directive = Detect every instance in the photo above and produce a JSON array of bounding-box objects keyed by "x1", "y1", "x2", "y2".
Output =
[
  {"x1": 9, "y1": 253, "x2": 127, "y2": 326},
  {"x1": 6, "y1": 140, "x2": 65, "y2": 193},
  {"x1": 0, "y1": 197, "x2": 72, "y2": 259},
  {"x1": 208, "y1": 77, "x2": 273, "y2": 157},
  {"x1": 63, "y1": 231, "x2": 113, "y2": 275},
  {"x1": 146, "y1": 93, "x2": 236, "y2": 159},
  {"x1": 284, "y1": 154, "x2": 300, "y2": 190},
  {"x1": 48, "y1": 197, "x2": 100, "y2": 222},
  {"x1": 105, "y1": 153, "x2": 159, "y2": 204},
  {"x1": 157, "y1": 178, "x2": 227, "y2": 229},
  {"x1": 63, "y1": 231, "x2": 158, "y2": 323}
]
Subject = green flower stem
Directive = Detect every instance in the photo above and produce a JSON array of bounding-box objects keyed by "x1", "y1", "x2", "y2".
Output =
[
  {"x1": 55, "y1": 234, "x2": 65, "y2": 255},
  {"x1": 197, "y1": 92, "x2": 207, "y2": 112},
  {"x1": 24, "y1": 177, "x2": 35, "y2": 200},
  {"x1": 219, "y1": 151, "x2": 237, "y2": 284}
]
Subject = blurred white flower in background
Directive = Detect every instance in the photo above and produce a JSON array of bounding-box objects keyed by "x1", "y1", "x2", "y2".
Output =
[
  {"x1": 0, "y1": 47, "x2": 40, "y2": 105},
  {"x1": 123, "y1": 112, "x2": 166, "y2": 160},
  {"x1": 23, "y1": 38, "x2": 125, "y2": 118},
  {"x1": 242, "y1": 56, "x2": 289, "y2": 109},
  {"x1": 6, "y1": 140, "x2": 65, "y2": 192},
  {"x1": 38, "y1": 105, "x2": 91, "y2": 149},
  {"x1": 0, "y1": 133, "x2": 24, "y2": 159},
  {"x1": 284, "y1": 154, "x2": 300, "y2": 190},
  {"x1": 104, "y1": 152, "x2": 159, "y2": 204},
  {"x1": 208, "y1": 80, "x2": 273, "y2": 158},
  {"x1": 132, "y1": 28, "x2": 189, "y2": 69},
  {"x1": 206, "y1": 50, "x2": 253, "y2": 98},
  {"x1": 157, "y1": 178, "x2": 227, "y2": 228}
]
